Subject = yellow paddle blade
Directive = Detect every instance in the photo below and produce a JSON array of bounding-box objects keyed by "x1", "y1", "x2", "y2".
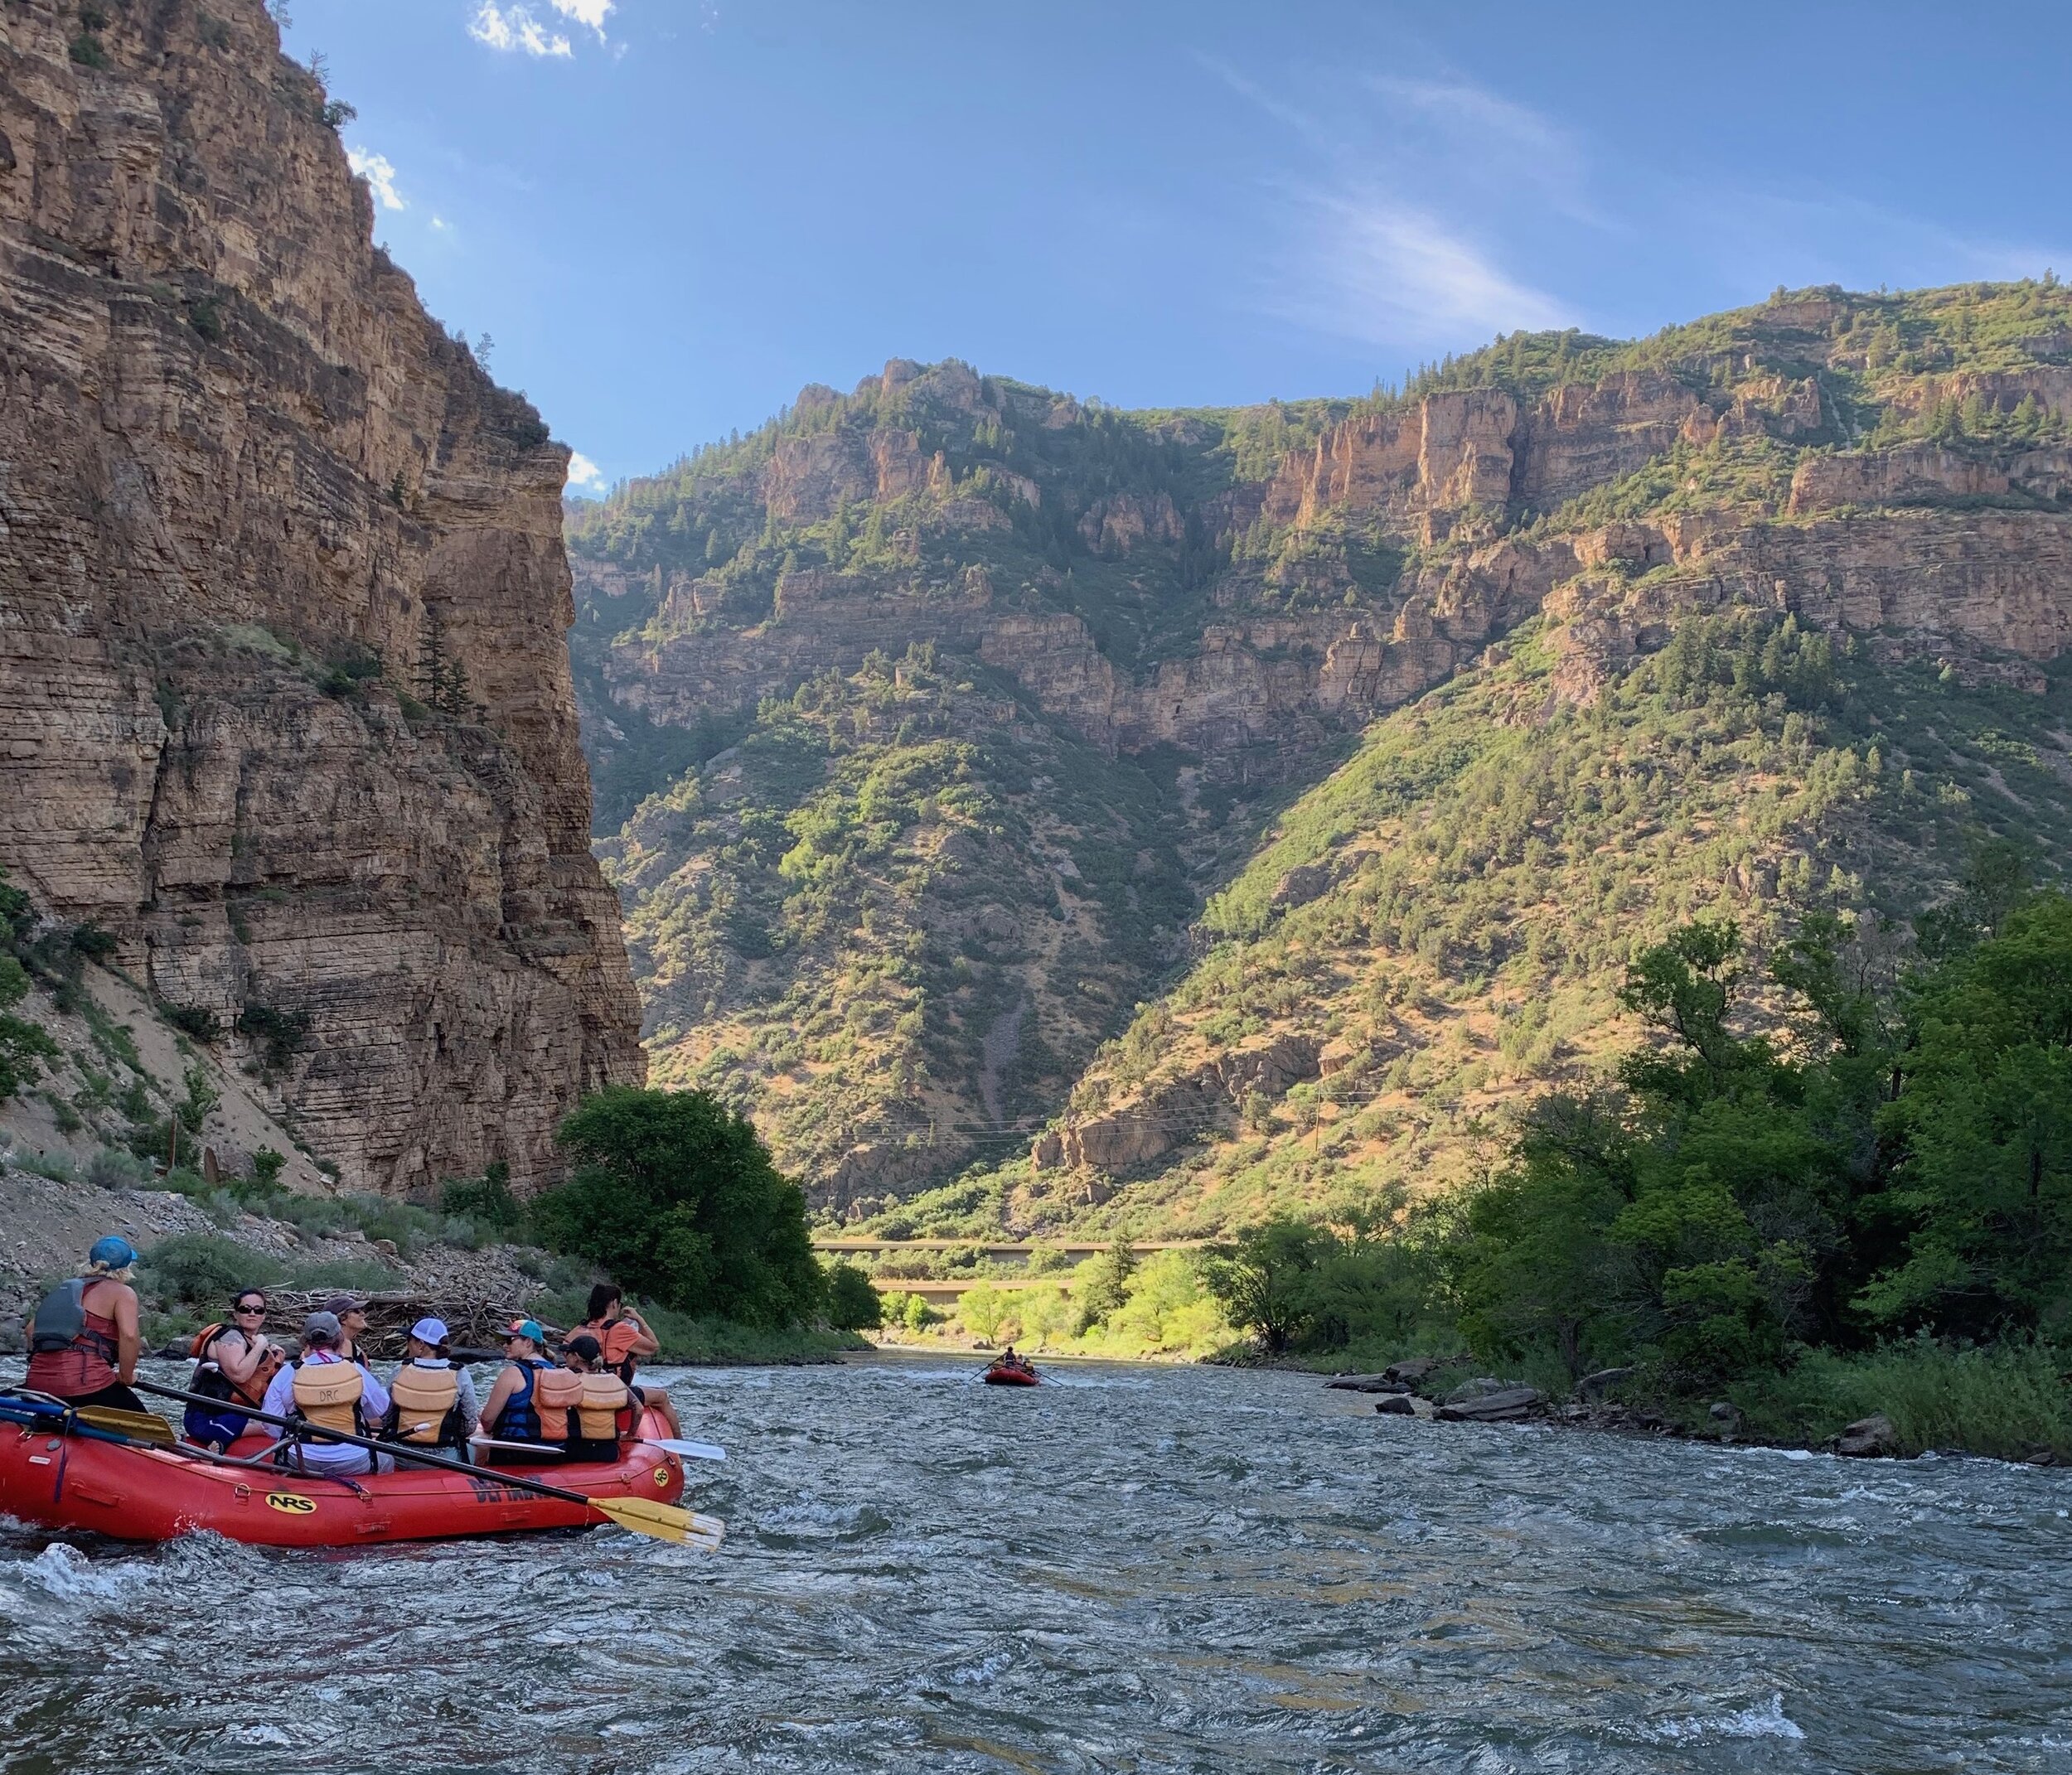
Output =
[
  {"x1": 75, "y1": 1405, "x2": 176, "y2": 1446},
  {"x1": 591, "y1": 1494, "x2": 726, "y2": 1552}
]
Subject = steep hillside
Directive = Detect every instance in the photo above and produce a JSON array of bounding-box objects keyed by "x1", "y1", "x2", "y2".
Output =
[
  {"x1": 0, "y1": 0, "x2": 644, "y2": 1192},
  {"x1": 574, "y1": 281, "x2": 2072, "y2": 1225}
]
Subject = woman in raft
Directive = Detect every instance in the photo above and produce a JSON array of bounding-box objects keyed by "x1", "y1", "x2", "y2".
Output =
[
  {"x1": 24, "y1": 1237, "x2": 147, "y2": 1415},
  {"x1": 574, "y1": 1285, "x2": 684, "y2": 1438},
  {"x1": 473, "y1": 1320, "x2": 636, "y2": 1460},
  {"x1": 182, "y1": 1288, "x2": 287, "y2": 1450}
]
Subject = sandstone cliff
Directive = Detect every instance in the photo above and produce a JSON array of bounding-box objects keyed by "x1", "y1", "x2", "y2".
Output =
[{"x1": 0, "y1": 1, "x2": 643, "y2": 1192}]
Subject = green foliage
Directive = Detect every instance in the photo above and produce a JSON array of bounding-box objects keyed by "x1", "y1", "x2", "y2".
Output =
[
  {"x1": 0, "y1": 955, "x2": 61, "y2": 1105},
  {"x1": 176, "y1": 1063, "x2": 220, "y2": 1134},
  {"x1": 822, "y1": 1260, "x2": 884, "y2": 1330},
  {"x1": 535, "y1": 1086, "x2": 825, "y2": 1327},
  {"x1": 162, "y1": 1004, "x2": 221, "y2": 1044},
  {"x1": 958, "y1": 1282, "x2": 1012, "y2": 1343},
  {"x1": 235, "y1": 1003, "x2": 310, "y2": 1075},
  {"x1": 440, "y1": 1160, "x2": 524, "y2": 1236},
  {"x1": 142, "y1": 1235, "x2": 285, "y2": 1311}
]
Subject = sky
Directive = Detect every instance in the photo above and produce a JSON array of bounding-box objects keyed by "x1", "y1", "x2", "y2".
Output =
[{"x1": 283, "y1": 0, "x2": 2072, "y2": 495}]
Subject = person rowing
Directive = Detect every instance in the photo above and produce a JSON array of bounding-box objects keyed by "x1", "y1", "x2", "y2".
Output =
[{"x1": 25, "y1": 1237, "x2": 146, "y2": 1415}]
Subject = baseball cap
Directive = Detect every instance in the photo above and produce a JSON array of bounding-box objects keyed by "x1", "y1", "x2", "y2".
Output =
[
  {"x1": 302, "y1": 1310, "x2": 341, "y2": 1342},
  {"x1": 323, "y1": 1294, "x2": 366, "y2": 1318},
  {"x1": 562, "y1": 1333, "x2": 603, "y2": 1362},
  {"x1": 505, "y1": 1318, "x2": 546, "y2": 1343},
  {"x1": 88, "y1": 1236, "x2": 138, "y2": 1273},
  {"x1": 409, "y1": 1317, "x2": 450, "y2": 1346}
]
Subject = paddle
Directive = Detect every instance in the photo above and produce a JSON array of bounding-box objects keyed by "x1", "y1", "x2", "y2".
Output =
[
  {"x1": 131, "y1": 1381, "x2": 722, "y2": 1550},
  {"x1": 472, "y1": 1432, "x2": 725, "y2": 1463},
  {"x1": 74, "y1": 1404, "x2": 178, "y2": 1447}
]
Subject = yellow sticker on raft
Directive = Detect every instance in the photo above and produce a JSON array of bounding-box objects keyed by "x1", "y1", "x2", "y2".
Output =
[
  {"x1": 264, "y1": 1492, "x2": 317, "y2": 1515},
  {"x1": 656, "y1": 1468, "x2": 670, "y2": 1488}
]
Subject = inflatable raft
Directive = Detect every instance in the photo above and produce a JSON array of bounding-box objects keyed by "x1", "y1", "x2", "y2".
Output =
[
  {"x1": 0, "y1": 1398, "x2": 686, "y2": 1547},
  {"x1": 981, "y1": 1362, "x2": 1039, "y2": 1386}
]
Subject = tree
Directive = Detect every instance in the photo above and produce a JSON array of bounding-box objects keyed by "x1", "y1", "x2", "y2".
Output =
[
  {"x1": 960, "y1": 1283, "x2": 1010, "y2": 1344},
  {"x1": 1201, "y1": 1219, "x2": 1329, "y2": 1353},
  {"x1": 535, "y1": 1087, "x2": 825, "y2": 1328},
  {"x1": 824, "y1": 1261, "x2": 884, "y2": 1331}
]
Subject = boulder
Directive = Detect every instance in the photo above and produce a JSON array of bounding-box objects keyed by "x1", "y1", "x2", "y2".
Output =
[
  {"x1": 1834, "y1": 1413, "x2": 1898, "y2": 1458},
  {"x1": 1443, "y1": 1376, "x2": 1512, "y2": 1405},
  {"x1": 1384, "y1": 1357, "x2": 1449, "y2": 1383},
  {"x1": 1576, "y1": 1366, "x2": 1634, "y2": 1400},
  {"x1": 1376, "y1": 1394, "x2": 1436, "y2": 1420},
  {"x1": 1325, "y1": 1375, "x2": 1411, "y2": 1395},
  {"x1": 1708, "y1": 1400, "x2": 1740, "y2": 1424},
  {"x1": 1436, "y1": 1386, "x2": 1544, "y2": 1423}
]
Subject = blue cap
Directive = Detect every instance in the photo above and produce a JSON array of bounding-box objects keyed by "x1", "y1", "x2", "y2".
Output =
[
  {"x1": 88, "y1": 1236, "x2": 138, "y2": 1272},
  {"x1": 506, "y1": 1318, "x2": 546, "y2": 1344}
]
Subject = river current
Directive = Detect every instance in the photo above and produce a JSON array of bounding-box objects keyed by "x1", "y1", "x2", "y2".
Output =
[{"x1": 0, "y1": 1354, "x2": 2067, "y2": 1773}]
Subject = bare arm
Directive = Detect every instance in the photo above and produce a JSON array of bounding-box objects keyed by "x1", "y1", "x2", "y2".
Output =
[
  {"x1": 111, "y1": 1285, "x2": 142, "y2": 1383},
  {"x1": 216, "y1": 1330, "x2": 274, "y2": 1386},
  {"x1": 475, "y1": 1366, "x2": 518, "y2": 1434},
  {"x1": 621, "y1": 1314, "x2": 661, "y2": 1359}
]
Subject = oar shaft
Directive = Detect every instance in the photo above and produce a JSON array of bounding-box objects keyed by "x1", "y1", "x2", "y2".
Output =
[{"x1": 130, "y1": 1379, "x2": 603, "y2": 1513}]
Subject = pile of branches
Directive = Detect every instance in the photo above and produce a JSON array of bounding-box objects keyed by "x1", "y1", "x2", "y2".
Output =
[{"x1": 256, "y1": 1291, "x2": 567, "y2": 1361}]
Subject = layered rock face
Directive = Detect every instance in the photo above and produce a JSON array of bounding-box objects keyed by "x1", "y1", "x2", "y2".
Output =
[{"x1": 0, "y1": 1, "x2": 642, "y2": 1192}]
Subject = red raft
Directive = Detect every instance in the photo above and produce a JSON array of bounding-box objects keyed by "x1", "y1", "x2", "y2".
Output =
[
  {"x1": 981, "y1": 1362, "x2": 1039, "y2": 1386},
  {"x1": 0, "y1": 1408, "x2": 686, "y2": 1547}
]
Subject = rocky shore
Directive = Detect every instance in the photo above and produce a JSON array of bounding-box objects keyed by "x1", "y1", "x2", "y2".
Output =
[{"x1": 1324, "y1": 1358, "x2": 2067, "y2": 1468}]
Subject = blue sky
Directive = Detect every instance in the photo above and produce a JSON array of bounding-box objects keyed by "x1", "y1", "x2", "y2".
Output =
[{"x1": 284, "y1": 0, "x2": 2072, "y2": 494}]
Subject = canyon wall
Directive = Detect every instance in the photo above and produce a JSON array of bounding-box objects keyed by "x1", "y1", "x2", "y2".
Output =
[{"x1": 0, "y1": 0, "x2": 643, "y2": 1192}]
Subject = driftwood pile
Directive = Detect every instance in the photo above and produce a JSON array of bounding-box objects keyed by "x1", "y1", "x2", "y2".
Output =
[{"x1": 254, "y1": 1291, "x2": 566, "y2": 1361}]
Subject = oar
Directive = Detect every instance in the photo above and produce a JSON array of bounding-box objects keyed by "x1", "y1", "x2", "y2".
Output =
[
  {"x1": 132, "y1": 1381, "x2": 722, "y2": 1550},
  {"x1": 472, "y1": 1432, "x2": 725, "y2": 1463}
]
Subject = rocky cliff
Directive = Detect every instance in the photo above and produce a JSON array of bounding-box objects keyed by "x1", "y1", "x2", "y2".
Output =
[
  {"x1": 573, "y1": 282, "x2": 2072, "y2": 1228},
  {"x1": 0, "y1": 0, "x2": 643, "y2": 1192}
]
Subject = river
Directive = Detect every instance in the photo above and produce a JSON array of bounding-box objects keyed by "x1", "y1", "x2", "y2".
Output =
[{"x1": 0, "y1": 1354, "x2": 2066, "y2": 1773}]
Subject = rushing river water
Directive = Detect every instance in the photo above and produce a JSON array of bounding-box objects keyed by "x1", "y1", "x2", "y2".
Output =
[{"x1": 1, "y1": 1354, "x2": 2068, "y2": 1773}]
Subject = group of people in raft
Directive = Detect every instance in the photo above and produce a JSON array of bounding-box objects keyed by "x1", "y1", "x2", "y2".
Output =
[{"x1": 20, "y1": 1236, "x2": 684, "y2": 1476}]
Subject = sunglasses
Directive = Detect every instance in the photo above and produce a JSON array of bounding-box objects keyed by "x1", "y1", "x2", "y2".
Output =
[{"x1": 235, "y1": 1303, "x2": 267, "y2": 1313}]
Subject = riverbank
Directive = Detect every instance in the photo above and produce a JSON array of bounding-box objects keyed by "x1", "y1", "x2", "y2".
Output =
[
  {"x1": 0, "y1": 1154, "x2": 864, "y2": 1366},
  {"x1": 1310, "y1": 1341, "x2": 2072, "y2": 1467}
]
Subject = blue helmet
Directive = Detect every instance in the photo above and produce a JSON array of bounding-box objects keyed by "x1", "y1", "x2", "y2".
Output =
[{"x1": 88, "y1": 1236, "x2": 138, "y2": 1273}]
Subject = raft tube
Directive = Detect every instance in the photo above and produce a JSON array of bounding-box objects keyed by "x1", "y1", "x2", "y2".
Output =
[
  {"x1": 0, "y1": 1401, "x2": 686, "y2": 1547},
  {"x1": 981, "y1": 1364, "x2": 1039, "y2": 1386}
]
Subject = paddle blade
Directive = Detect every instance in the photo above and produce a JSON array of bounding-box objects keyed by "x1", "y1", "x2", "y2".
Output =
[
  {"x1": 75, "y1": 1405, "x2": 176, "y2": 1446},
  {"x1": 656, "y1": 1438, "x2": 727, "y2": 1463},
  {"x1": 591, "y1": 1494, "x2": 726, "y2": 1553}
]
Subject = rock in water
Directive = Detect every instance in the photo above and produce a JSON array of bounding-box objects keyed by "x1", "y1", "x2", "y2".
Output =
[
  {"x1": 1835, "y1": 1413, "x2": 1898, "y2": 1457},
  {"x1": 1326, "y1": 1375, "x2": 1411, "y2": 1395},
  {"x1": 1436, "y1": 1387, "x2": 1544, "y2": 1423}
]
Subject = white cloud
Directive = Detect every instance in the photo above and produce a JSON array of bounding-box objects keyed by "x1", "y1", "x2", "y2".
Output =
[
  {"x1": 567, "y1": 452, "x2": 606, "y2": 492},
  {"x1": 1361, "y1": 75, "x2": 1601, "y2": 225},
  {"x1": 346, "y1": 147, "x2": 406, "y2": 212},
  {"x1": 430, "y1": 215, "x2": 453, "y2": 234},
  {"x1": 1271, "y1": 190, "x2": 1571, "y2": 351},
  {"x1": 548, "y1": 0, "x2": 612, "y2": 39},
  {"x1": 467, "y1": 2, "x2": 572, "y2": 58}
]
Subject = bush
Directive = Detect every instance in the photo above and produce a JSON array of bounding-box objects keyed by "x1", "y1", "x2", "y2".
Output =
[
  {"x1": 823, "y1": 1261, "x2": 883, "y2": 1331},
  {"x1": 162, "y1": 1004, "x2": 221, "y2": 1044},
  {"x1": 959, "y1": 1284, "x2": 1010, "y2": 1344},
  {"x1": 534, "y1": 1086, "x2": 824, "y2": 1328},
  {"x1": 85, "y1": 1147, "x2": 152, "y2": 1189},
  {"x1": 143, "y1": 1234, "x2": 284, "y2": 1311},
  {"x1": 441, "y1": 1160, "x2": 524, "y2": 1236}
]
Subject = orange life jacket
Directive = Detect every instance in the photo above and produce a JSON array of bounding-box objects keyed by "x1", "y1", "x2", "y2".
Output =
[
  {"x1": 190, "y1": 1323, "x2": 285, "y2": 1410},
  {"x1": 389, "y1": 1361, "x2": 462, "y2": 1445},
  {"x1": 291, "y1": 1357, "x2": 365, "y2": 1438},
  {"x1": 576, "y1": 1372, "x2": 632, "y2": 1443},
  {"x1": 532, "y1": 1366, "x2": 583, "y2": 1442}
]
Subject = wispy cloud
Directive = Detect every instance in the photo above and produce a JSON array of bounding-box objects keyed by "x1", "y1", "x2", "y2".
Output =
[
  {"x1": 1274, "y1": 190, "x2": 1572, "y2": 350},
  {"x1": 467, "y1": 2, "x2": 572, "y2": 58},
  {"x1": 549, "y1": 0, "x2": 612, "y2": 39},
  {"x1": 1198, "y1": 60, "x2": 1580, "y2": 351},
  {"x1": 567, "y1": 451, "x2": 607, "y2": 492},
  {"x1": 346, "y1": 147, "x2": 406, "y2": 212}
]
